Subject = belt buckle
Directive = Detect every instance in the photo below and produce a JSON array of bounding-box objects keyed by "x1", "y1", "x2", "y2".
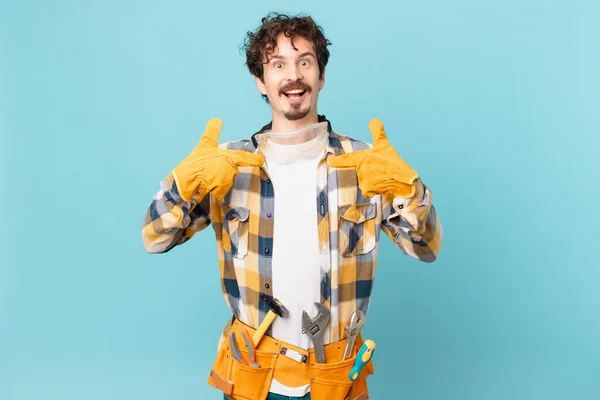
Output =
[{"x1": 280, "y1": 347, "x2": 308, "y2": 363}]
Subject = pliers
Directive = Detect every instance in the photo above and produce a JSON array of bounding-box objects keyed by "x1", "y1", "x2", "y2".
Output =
[{"x1": 229, "y1": 329, "x2": 260, "y2": 368}]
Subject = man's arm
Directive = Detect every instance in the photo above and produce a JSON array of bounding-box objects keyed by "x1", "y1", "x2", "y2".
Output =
[
  {"x1": 141, "y1": 172, "x2": 212, "y2": 253},
  {"x1": 380, "y1": 178, "x2": 442, "y2": 262},
  {"x1": 142, "y1": 119, "x2": 264, "y2": 254}
]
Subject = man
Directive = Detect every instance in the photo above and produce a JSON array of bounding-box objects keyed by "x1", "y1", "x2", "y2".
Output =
[{"x1": 142, "y1": 12, "x2": 442, "y2": 400}]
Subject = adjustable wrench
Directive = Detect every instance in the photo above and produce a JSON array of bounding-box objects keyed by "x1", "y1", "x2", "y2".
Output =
[
  {"x1": 301, "y1": 302, "x2": 330, "y2": 364},
  {"x1": 343, "y1": 310, "x2": 366, "y2": 360}
]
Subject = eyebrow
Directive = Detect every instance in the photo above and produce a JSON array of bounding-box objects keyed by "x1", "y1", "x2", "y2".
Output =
[{"x1": 269, "y1": 52, "x2": 316, "y2": 61}]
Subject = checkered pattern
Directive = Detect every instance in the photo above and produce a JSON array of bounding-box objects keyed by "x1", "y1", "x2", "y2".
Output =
[{"x1": 142, "y1": 116, "x2": 443, "y2": 342}]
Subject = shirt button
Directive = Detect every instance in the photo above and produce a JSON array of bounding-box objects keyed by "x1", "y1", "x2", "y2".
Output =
[
  {"x1": 265, "y1": 283, "x2": 270, "y2": 289},
  {"x1": 266, "y1": 213, "x2": 272, "y2": 218},
  {"x1": 266, "y1": 179, "x2": 271, "y2": 184},
  {"x1": 264, "y1": 248, "x2": 270, "y2": 254}
]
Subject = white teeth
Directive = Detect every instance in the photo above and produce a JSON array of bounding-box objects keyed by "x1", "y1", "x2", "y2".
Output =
[{"x1": 285, "y1": 89, "x2": 305, "y2": 94}]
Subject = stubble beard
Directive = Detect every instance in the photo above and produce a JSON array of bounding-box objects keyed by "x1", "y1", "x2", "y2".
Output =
[
  {"x1": 279, "y1": 81, "x2": 314, "y2": 121},
  {"x1": 284, "y1": 103, "x2": 311, "y2": 121}
]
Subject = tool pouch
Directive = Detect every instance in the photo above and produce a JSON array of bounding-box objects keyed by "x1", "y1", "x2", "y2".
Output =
[
  {"x1": 208, "y1": 318, "x2": 374, "y2": 400},
  {"x1": 208, "y1": 336, "x2": 276, "y2": 400},
  {"x1": 307, "y1": 336, "x2": 374, "y2": 400}
]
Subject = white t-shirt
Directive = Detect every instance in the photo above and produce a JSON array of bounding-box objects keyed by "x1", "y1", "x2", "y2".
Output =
[{"x1": 264, "y1": 135, "x2": 326, "y2": 397}]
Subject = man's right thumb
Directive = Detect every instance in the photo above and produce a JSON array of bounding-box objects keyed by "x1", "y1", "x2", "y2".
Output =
[{"x1": 199, "y1": 118, "x2": 223, "y2": 147}]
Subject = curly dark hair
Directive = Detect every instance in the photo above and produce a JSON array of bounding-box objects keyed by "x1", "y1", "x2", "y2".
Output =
[{"x1": 242, "y1": 13, "x2": 332, "y2": 101}]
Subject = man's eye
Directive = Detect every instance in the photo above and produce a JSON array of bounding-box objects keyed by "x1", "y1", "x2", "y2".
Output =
[
  {"x1": 274, "y1": 62, "x2": 283, "y2": 69},
  {"x1": 300, "y1": 60, "x2": 310, "y2": 67}
]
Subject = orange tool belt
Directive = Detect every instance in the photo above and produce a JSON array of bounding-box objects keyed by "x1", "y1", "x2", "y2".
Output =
[{"x1": 208, "y1": 317, "x2": 374, "y2": 400}]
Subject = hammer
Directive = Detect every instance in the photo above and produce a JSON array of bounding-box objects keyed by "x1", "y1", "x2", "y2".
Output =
[{"x1": 252, "y1": 294, "x2": 289, "y2": 346}]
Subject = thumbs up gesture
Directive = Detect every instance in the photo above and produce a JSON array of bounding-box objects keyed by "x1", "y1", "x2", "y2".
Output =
[
  {"x1": 329, "y1": 119, "x2": 419, "y2": 198},
  {"x1": 172, "y1": 118, "x2": 265, "y2": 201}
]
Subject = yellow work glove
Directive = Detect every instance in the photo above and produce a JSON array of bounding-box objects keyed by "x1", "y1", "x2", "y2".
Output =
[
  {"x1": 172, "y1": 118, "x2": 265, "y2": 201},
  {"x1": 329, "y1": 118, "x2": 419, "y2": 198}
]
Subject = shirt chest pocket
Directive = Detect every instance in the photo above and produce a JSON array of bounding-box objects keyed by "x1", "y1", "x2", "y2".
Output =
[
  {"x1": 221, "y1": 203, "x2": 250, "y2": 259},
  {"x1": 338, "y1": 203, "x2": 377, "y2": 257}
]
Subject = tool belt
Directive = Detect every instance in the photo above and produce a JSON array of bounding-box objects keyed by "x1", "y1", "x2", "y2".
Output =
[{"x1": 208, "y1": 317, "x2": 374, "y2": 400}]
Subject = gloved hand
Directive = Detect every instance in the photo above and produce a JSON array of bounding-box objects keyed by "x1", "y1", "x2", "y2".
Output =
[
  {"x1": 172, "y1": 118, "x2": 265, "y2": 201},
  {"x1": 328, "y1": 118, "x2": 418, "y2": 198}
]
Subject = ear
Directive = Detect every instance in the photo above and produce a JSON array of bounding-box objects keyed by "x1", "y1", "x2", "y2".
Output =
[
  {"x1": 319, "y1": 68, "x2": 326, "y2": 90},
  {"x1": 254, "y1": 75, "x2": 267, "y2": 96}
]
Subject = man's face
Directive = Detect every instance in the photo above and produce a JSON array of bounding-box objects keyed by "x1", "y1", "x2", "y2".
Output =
[{"x1": 255, "y1": 34, "x2": 325, "y2": 121}]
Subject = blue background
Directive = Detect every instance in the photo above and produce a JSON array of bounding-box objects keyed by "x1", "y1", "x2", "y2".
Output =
[{"x1": 1, "y1": 1, "x2": 599, "y2": 399}]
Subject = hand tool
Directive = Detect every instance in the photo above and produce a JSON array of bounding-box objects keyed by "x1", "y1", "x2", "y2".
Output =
[
  {"x1": 229, "y1": 331, "x2": 261, "y2": 368},
  {"x1": 301, "y1": 302, "x2": 330, "y2": 364},
  {"x1": 253, "y1": 294, "x2": 289, "y2": 346},
  {"x1": 348, "y1": 340, "x2": 376, "y2": 381},
  {"x1": 229, "y1": 331, "x2": 248, "y2": 366},
  {"x1": 343, "y1": 310, "x2": 366, "y2": 360},
  {"x1": 241, "y1": 329, "x2": 260, "y2": 367}
]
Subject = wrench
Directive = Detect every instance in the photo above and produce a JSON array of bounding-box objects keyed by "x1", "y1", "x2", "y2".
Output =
[
  {"x1": 301, "y1": 302, "x2": 330, "y2": 364},
  {"x1": 343, "y1": 310, "x2": 366, "y2": 360}
]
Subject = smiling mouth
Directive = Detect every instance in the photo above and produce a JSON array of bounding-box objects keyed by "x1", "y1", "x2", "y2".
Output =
[{"x1": 282, "y1": 89, "x2": 307, "y2": 100}]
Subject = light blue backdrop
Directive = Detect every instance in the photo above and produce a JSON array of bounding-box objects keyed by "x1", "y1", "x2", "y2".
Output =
[{"x1": 1, "y1": 1, "x2": 599, "y2": 399}]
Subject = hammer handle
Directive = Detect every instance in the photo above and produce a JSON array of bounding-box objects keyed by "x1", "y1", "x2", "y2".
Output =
[{"x1": 252, "y1": 310, "x2": 277, "y2": 346}]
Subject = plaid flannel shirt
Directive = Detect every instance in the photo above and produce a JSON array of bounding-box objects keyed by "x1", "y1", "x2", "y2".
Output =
[{"x1": 142, "y1": 116, "x2": 443, "y2": 343}]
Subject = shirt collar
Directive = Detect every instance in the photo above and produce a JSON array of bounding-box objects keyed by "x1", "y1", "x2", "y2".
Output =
[{"x1": 251, "y1": 115, "x2": 344, "y2": 156}]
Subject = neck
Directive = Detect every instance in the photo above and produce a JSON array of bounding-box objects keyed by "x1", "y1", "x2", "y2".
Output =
[{"x1": 270, "y1": 110, "x2": 319, "y2": 134}]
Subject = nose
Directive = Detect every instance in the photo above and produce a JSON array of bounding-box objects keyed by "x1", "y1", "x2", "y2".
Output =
[{"x1": 287, "y1": 63, "x2": 304, "y2": 81}]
